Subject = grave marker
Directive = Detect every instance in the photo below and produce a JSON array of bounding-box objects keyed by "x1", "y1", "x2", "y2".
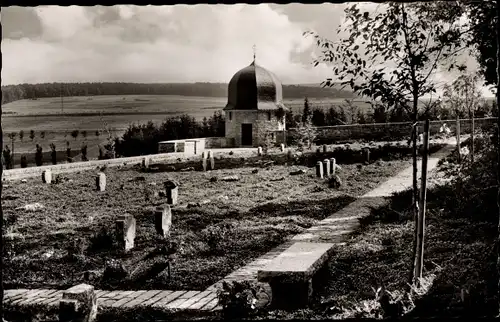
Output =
[
  {"x1": 315, "y1": 161, "x2": 323, "y2": 179},
  {"x1": 164, "y1": 180, "x2": 179, "y2": 205},
  {"x1": 323, "y1": 159, "x2": 330, "y2": 178},
  {"x1": 202, "y1": 151, "x2": 208, "y2": 171},
  {"x1": 322, "y1": 144, "x2": 327, "y2": 153},
  {"x1": 155, "y1": 205, "x2": 172, "y2": 238},
  {"x1": 42, "y1": 169, "x2": 52, "y2": 184},
  {"x1": 142, "y1": 157, "x2": 150, "y2": 169},
  {"x1": 208, "y1": 150, "x2": 215, "y2": 170},
  {"x1": 258, "y1": 146, "x2": 263, "y2": 156},
  {"x1": 364, "y1": 148, "x2": 371, "y2": 164},
  {"x1": 96, "y1": 172, "x2": 106, "y2": 192},
  {"x1": 330, "y1": 158, "x2": 336, "y2": 175},
  {"x1": 115, "y1": 214, "x2": 136, "y2": 252},
  {"x1": 59, "y1": 283, "x2": 97, "y2": 322},
  {"x1": 280, "y1": 144, "x2": 285, "y2": 152},
  {"x1": 287, "y1": 149, "x2": 293, "y2": 160}
]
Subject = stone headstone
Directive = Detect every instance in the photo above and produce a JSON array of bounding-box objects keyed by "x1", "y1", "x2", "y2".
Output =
[
  {"x1": 96, "y1": 172, "x2": 106, "y2": 192},
  {"x1": 322, "y1": 145, "x2": 327, "y2": 153},
  {"x1": 330, "y1": 158, "x2": 336, "y2": 175},
  {"x1": 202, "y1": 155, "x2": 208, "y2": 172},
  {"x1": 115, "y1": 214, "x2": 136, "y2": 252},
  {"x1": 164, "y1": 180, "x2": 179, "y2": 205},
  {"x1": 142, "y1": 157, "x2": 150, "y2": 169},
  {"x1": 364, "y1": 148, "x2": 371, "y2": 163},
  {"x1": 323, "y1": 159, "x2": 330, "y2": 178},
  {"x1": 59, "y1": 283, "x2": 97, "y2": 322},
  {"x1": 155, "y1": 205, "x2": 172, "y2": 238},
  {"x1": 280, "y1": 144, "x2": 285, "y2": 152},
  {"x1": 315, "y1": 161, "x2": 324, "y2": 179},
  {"x1": 287, "y1": 149, "x2": 293, "y2": 160},
  {"x1": 258, "y1": 146, "x2": 263, "y2": 156},
  {"x1": 208, "y1": 150, "x2": 215, "y2": 170},
  {"x1": 42, "y1": 169, "x2": 52, "y2": 184}
]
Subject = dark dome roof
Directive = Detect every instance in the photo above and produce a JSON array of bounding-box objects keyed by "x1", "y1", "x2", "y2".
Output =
[{"x1": 224, "y1": 61, "x2": 287, "y2": 111}]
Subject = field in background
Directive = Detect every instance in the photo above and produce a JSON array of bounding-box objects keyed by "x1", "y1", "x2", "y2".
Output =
[
  {"x1": 1, "y1": 95, "x2": 371, "y2": 157},
  {"x1": 2, "y1": 95, "x2": 372, "y2": 133}
]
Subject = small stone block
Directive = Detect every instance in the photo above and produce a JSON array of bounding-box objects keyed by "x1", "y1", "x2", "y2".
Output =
[
  {"x1": 164, "y1": 180, "x2": 179, "y2": 205},
  {"x1": 60, "y1": 284, "x2": 97, "y2": 322},
  {"x1": 257, "y1": 146, "x2": 263, "y2": 156},
  {"x1": 42, "y1": 170, "x2": 52, "y2": 184},
  {"x1": 154, "y1": 205, "x2": 172, "y2": 238},
  {"x1": 202, "y1": 158, "x2": 207, "y2": 172},
  {"x1": 280, "y1": 144, "x2": 285, "y2": 152},
  {"x1": 96, "y1": 172, "x2": 106, "y2": 192},
  {"x1": 142, "y1": 157, "x2": 150, "y2": 168},
  {"x1": 330, "y1": 158, "x2": 336, "y2": 175},
  {"x1": 315, "y1": 161, "x2": 323, "y2": 179},
  {"x1": 115, "y1": 215, "x2": 136, "y2": 252},
  {"x1": 323, "y1": 159, "x2": 330, "y2": 178},
  {"x1": 208, "y1": 151, "x2": 215, "y2": 170}
]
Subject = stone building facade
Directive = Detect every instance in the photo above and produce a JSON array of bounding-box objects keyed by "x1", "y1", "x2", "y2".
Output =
[{"x1": 224, "y1": 60, "x2": 288, "y2": 147}]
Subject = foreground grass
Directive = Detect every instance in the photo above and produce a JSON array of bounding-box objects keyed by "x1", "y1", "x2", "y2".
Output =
[
  {"x1": 252, "y1": 150, "x2": 497, "y2": 319},
  {"x1": 2, "y1": 159, "x2": 409, "y2": 291}
]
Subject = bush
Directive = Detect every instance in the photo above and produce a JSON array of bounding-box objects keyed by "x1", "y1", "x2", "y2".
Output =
[
  {"x1": 200, "y1": 223, "x2": 232, "y2": 254},
  {"x1": 217, "y1": 280, "x2": 269, "y2": 319}
]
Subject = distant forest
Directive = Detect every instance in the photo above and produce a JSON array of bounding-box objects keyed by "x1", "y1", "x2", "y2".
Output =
[{"x1": 1, "y1": 82, "x2": 356, "y2": 105}]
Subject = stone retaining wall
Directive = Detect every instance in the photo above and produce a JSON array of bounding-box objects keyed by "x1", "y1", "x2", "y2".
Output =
[{"x1": 278, "y1": 117, "x2": 496, "y2": 144}]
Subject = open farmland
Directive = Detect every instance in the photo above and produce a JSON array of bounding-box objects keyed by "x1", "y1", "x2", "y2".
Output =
[
  {"x1": 2, "y1": 158, "x2": 411, "y2": 292},
  {"x1": 1, "y1": 95, "x2": 372, "y2": 132}
]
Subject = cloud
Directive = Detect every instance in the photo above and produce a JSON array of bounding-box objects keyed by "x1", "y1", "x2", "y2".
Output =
[
  {"x1": 1, "y1": 3, "x2": 492, "y2": 97},
  {"x1": 2, "y1": 4, "x2": 338, "y2": 85}
]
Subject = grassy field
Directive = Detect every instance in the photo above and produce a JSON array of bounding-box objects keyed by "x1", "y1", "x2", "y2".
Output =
[
  {"x1": 1, "y1": 95, "x2": 372, "y2": 133},
  {"x1": 2, "y1": 156, "x2": 410, "y2": 292}
]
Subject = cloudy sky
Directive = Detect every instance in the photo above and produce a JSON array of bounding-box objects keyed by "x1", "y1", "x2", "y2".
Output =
[{"x1": 1, "y1": 4, "x2": 493, "y2": 96}]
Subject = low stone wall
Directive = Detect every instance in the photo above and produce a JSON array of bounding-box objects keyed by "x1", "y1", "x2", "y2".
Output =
[
  {"x1": 282, "y1": 117, "x2": 496, "y2": 144},
  {"x1": 2, "y1": 152, "x2": 184, "y2": 181}
]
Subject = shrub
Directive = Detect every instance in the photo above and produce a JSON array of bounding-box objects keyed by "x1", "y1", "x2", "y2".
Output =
[
  {"x1": 200, "y1": 223, "x2": 232, "y2": 254},
  {"x1": 217, "y1": 280, "x2": 269, "y2": 319}
]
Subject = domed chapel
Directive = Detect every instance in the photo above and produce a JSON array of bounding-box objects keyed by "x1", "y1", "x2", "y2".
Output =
[{"x1": 224, "y1": 47, "x2": 288, "y2": 147}]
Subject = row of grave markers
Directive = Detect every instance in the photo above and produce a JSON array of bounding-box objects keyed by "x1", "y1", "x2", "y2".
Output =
[{"x1": 316, "y1": 158, "x2": 338, "y2": 179}]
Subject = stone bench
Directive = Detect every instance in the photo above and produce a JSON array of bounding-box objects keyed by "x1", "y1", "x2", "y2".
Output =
[{"x1": 257, "y1": 242, "x2": 335, "y2": 309}]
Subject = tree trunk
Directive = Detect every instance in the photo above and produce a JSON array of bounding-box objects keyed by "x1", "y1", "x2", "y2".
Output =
[
  {"x1": 415, "y1": 119, "x2": 430, "y2": 282},
  {"x1": 471, "y1": 109, "x2": 475, "y2": 164},
  {"x1": 409, "y1": 94, "x2": 420, "y2": 286},
  {"x1": 456, "y1": 113, "x2": 461, "y2": 163}
]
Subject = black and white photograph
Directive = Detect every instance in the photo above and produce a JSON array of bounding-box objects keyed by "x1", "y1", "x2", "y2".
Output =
[{"x1": 1, "y1": 1, "x2": 500, "y2": 321}]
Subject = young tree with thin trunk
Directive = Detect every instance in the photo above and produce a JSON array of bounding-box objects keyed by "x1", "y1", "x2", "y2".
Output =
[
  {"x1": 450, "y1": 73, "x2": 484, "y2": 164},
  {"x1": 443, "y1": 83, "x2": 465, "y2": 163},
  {"x1": 306, "y1": 1, "x2": 466, "y2": 286}
]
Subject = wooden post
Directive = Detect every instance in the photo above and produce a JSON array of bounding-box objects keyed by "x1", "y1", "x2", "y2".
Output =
[
  {"x1": 415, "y1": 119, "x2": 430, "y2": 282},
  {"x1": 456, "y1": 114, "x2": 461, "y2": 163}
]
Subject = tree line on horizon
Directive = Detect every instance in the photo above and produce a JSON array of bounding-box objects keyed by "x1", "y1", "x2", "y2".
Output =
[{"x1": 0, "y1": 82, "x2": 356, "y2": 106}]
